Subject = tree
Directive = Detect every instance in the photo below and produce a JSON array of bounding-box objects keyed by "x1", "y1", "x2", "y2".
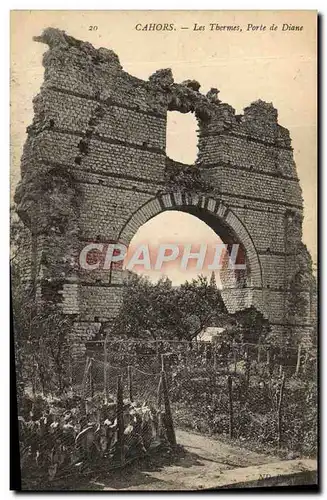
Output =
[
  {"x1": 209, "y1": 271, "x2": 217, "y2": 288},
  {"x1": 112, "y1": 273, "x2": 180, "y2": 340},
  {"x1": 112, "y1": 273, "x2": 227, "y2": 341},
  {"x1": 178, "y1": 274, "x2": 227, "y2": 339},
  {"x1": 223, "y1": 306, "x2": 271, "y2": 345}
]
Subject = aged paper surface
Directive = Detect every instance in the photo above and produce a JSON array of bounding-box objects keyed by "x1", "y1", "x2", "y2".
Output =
[{"x1": 11, "y1": 10, "x2": 317, "y2": 491}]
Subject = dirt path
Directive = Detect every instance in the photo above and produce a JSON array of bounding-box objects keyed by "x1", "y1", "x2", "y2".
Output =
[
  {"x1": 175, "y1": 429, "x2": 278, "y2": 468},
  {"x1": 45, "y1": 428, "x2": 315, "y2": 491},
  {"x1": 85, "y1": 428, "x2": 281, "y2": 491}
]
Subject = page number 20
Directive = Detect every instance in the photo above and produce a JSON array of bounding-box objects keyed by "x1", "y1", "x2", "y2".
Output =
[{"x1": 89, "y1": 26, "x2": 98, "y2": 31}]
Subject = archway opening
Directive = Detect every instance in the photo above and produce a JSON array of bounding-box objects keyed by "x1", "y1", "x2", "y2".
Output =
[
  {"x1": 166, "y1": 111, "x2": 198, "y2": 164},
  {"x1": 125, "y1": 210, "x2": 222, "y2": 285},
  {"x1": 123, "y1": 209, "x2": 252, "y2": 313}
]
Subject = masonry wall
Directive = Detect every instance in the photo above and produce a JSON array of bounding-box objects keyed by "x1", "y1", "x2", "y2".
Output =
[{"x1": 14, "y1": 28, "x2": 314, "y2": 354}]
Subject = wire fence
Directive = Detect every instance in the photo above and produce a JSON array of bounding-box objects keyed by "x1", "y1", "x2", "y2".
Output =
[
  {"x1": 76, "y1": 339, "x2": 317, "y2": 456},
  {"x1": 17, "y1": 338, "x2": 317, "y2": 489},
  {"x1": 72, "y1": 338, "x2": 317, "y2": 395},
  {"x1": 17, "y1": 346, "x2": 177, "y2": 489}
]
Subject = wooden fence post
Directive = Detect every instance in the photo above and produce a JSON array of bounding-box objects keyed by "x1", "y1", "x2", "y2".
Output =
[
  {"x1": 104, "y1": 338, "x2": 108, "y2": 403},
  {"x1": 295, "y1": 344, "x2": 302, "y2": 376},
  {"x1": 156, "y1": 340, "x2": 160, "y2": 370},
  {"x1": 81, "y1": 357, "x2": 91, "y2": 414},
  {"x1": 213, "y1": 352, "x2": 217, "y2": 370},
  {"x1": 116, "y1": 375, "x2": 125, "y2": 466},
  {"x1": 266, "y1": 348, "x2": 270, "y2": 366},
  {"x1": 156, "y1": 375, "x2": 163, "y2": 439},
  {"x1": 245, "y1": 345, "x2": 250, "y2": 387},
  {"x1": 82, "y1": 356, "x2": 90, "y2": 399},
  {"x1": 233, "y1": 342, "x2": 237, "y2": 373},
  {"x1": 89, "y1": 358, "x2": 94, "y2": 398},
  {"x1": 127, "y1": 365, "x2": 133, "y2": 402},
  {"x1": 303, "y1": 350, "x2": 309, "y2": 375},
  {"x1": 157, "y1": 375, "x2": 163, "y2": 408},
  {"x1": 161, "y1": 369, "x2": 177, "y2": 447},
  {"x1": 227, "y1": 375, "x2": 234, "y2": 439},
  {"x1": 277, "y1": 373, "x2": 286, "y2": 449}
]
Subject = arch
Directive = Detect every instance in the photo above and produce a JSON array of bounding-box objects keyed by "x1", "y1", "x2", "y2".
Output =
[
  {"x1": 17, "y1": 29, "x2": 310, "y2": 346},
  {"x1": 117, "y1": 192, "x2": 264, "y2": 314}
]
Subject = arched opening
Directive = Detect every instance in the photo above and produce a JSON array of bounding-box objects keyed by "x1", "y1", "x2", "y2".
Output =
[
  {"x1": 117, "y1": 193, "x2": 263, "y2": 316},
  {"x1": 121, "y1": 206, "x2": 253, "y2": 313},
  {"x1": 125, "y1": 210, "x2": 223, "y2": 285},
  {"x1": 166, "y1": 111, "x2": 198, "y2": 164}
]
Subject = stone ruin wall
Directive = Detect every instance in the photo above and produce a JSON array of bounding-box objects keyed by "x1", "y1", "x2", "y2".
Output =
[{"x1": 14, "y1": 28, "x2": 316, "y2": 356}]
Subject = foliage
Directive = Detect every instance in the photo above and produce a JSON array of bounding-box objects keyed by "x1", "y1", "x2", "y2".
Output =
[
  {"x1": 10, "y1": 207, "x2": 26, "y2": 263},
  {"x1": 222, "y1": 306, "x2": 271, "y2": 344},
  {"x1": 112, "y1": 273, "x2": 227, "y2": 340},
  {"x1": 13, "y1": 287, "x2": 73, "y2": 396},
  {"x1": 287, "y1": 243, "x2": 316, "y2": 327},
  {"x1": 84, "y1": 338, "x2": 317, "y2": 458},
  {"x1": 11, "y1": 210, "x2": 73, "y2": 397},
  {"x1": 178, "y1": 274, "x2": 228, "y2": 336},
  {"x1": 18, "y1": 393, "x2": 168, "y2": 487},
  {"x1": 112, "y1": 272, "x2": 272, "y2": 346},
  {"x1": 11, "y1": 198, "x2": 76, "y2": 399},
  {"x1": 169, "y1": 362, "x2": 317, "y2": 457}
]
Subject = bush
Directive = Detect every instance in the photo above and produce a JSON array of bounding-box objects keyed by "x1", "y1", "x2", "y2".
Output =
[
  {"x1": 170, "y1": 364, "x2": 317, "y2": 456},
  {"x1": 18, "y1": 393, "x2": 170, "y2": 487}
]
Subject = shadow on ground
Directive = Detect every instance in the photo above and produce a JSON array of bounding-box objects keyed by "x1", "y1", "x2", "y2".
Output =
[
  {"x1": 91, "y1": 446, "x2": 214, "y2": 491},
  {"x1": 48, "y1": 446, "x2": 217, "y2": 491}
]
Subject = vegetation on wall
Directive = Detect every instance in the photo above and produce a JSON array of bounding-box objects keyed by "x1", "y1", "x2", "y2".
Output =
[
  {"x1": 286, "y1": 243, "x2": 317, "y2": 346},
  {"x1": 11, "y1": 207, "x2": 73, "y2": 398},
  {"x1": 14, "y1": 163, "x2": 81, "y2": 287}
]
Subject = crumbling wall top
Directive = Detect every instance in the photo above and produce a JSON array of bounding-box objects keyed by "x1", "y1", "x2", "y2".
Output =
[
  {"x1": 33, "y1": 28, "x2": 289, "y2": 140},
  {"x1": 34, "y1": 27, "x2": 122, "y2": 70}
]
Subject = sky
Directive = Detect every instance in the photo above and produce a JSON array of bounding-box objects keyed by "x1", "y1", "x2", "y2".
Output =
[{"x1": 10, "y1": 11, "x2": 317, "y2": 284}]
